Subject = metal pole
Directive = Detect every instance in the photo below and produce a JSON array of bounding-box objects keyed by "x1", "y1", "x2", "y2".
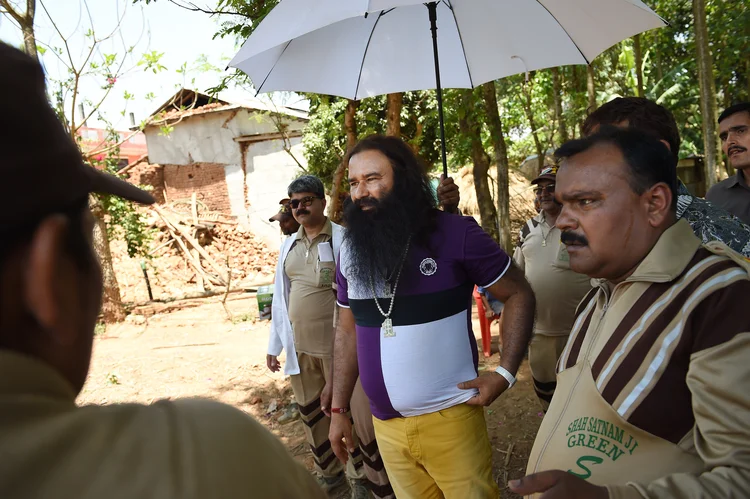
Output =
[
  {"x1": 428, "y1": 2, "x2": 448, "y2": 178},
  {"x1": 140, "y1": 260, "x2": 154, "y2": 301}
]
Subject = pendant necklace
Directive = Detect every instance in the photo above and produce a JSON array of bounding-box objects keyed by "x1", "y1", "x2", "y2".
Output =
[{"x1": 369, "y1": 236, "x2": 412, "y2": 338}]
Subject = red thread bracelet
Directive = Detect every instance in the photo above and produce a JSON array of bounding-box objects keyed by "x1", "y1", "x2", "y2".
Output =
[{"x1": 330, "y1": 407, "x2": 350, "y2": 414}]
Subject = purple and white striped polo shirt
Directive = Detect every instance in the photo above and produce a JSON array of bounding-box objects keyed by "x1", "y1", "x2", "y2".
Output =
[{"x1": 336, "y1": 211, "x2": 511, "y2": 420}]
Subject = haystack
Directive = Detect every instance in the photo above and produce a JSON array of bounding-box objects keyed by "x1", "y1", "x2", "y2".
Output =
[{"x1": 455, "y1": 166, "x2": 538, "y2": 237}]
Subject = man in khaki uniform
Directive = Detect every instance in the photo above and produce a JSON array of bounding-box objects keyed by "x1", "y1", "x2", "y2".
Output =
[
  {"x1": 511, "y1": 127, "x2": 750, "y2": 498},
  {"x1": 0, "y1": 43, "x2": 324, "y2": 499},
  {"x1": 513, "y1": 165, "x2": 592, "y2": 411},
  {"x1": 268, "y1": 175, "x2": 371, "y2": 497}
]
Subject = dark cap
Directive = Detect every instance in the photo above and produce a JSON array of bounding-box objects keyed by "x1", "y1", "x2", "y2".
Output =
[
  {"x1": 269, "y1": 198, "x2": 293, "y2": 222},
  {"x1": 0, "y1": 43, "x2": 154, "y2": 227},
  {"x1": 531, "y1": 165, "x2": 558, "y2": 185}
]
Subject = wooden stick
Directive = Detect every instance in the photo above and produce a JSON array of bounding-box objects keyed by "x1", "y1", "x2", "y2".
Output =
[
  {"x1": 148, "y1": 238, "x2": 174, "y2": 255},
  {"x1": 155, "y1": 208, "x2": 223, "y2": 287},
  {"x1": 222, "y1": 256, "x2": 233, "y2": 321},
  {"x1": 191, "y1": 192, "x2": 199, "y2": 226},
  {"x1": 503, "y1": 442, "x2": 515, "y2": 469},
  {"x1": 153, "y1": 205, "x2": 229, "y2": 284}
]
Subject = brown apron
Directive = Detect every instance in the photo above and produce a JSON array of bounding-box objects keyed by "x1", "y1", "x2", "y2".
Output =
[{"x1": 526, "y1": 361, "x2": 703, "y2": 496}]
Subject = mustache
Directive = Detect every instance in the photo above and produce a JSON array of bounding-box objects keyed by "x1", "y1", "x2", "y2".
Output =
[
  {"x1": 561, "y1": 231, "x2": 589, "y2": 246},
  {"x1": 728, "y1": 146, "x2": 746, "y2": 154},
  {"x1": 295, "y1": 209, "x2": 310, "y2": 215},
  {"x1": 355, "y1": 197, "x2": 379, "y2": 209}
]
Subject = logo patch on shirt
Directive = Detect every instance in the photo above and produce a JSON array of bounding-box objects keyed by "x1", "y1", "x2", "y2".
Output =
[{"x1": 419, "y1": 258, "x2": 438, "y2": 276}]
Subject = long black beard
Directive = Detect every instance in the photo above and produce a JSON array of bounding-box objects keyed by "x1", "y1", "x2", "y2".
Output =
[{"x1": 343, "y1": 192, "x2": 417, "y2": 285}]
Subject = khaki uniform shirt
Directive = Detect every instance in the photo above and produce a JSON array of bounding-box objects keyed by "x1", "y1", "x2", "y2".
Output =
[
  {"x1": 285, "y1": 219, "x2": 337, "y2": 357},
  {"x1": 513, "y1": 212, "x2": 593, "y2": 336},
  {"x1": 0, "y1": 351, "x2": 325, "y2": 499},
  {"x1": 527, "y1": 220, "x2": 750, "y2": 498}
]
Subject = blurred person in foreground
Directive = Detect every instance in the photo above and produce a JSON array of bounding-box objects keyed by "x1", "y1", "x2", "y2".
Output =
[{"x1": 0, "y1": 43, "x2": 324, "y2": 499}]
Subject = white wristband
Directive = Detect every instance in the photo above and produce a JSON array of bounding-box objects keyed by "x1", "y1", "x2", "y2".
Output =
[{"x1": 494, "y1": 366, "x2": 517, "y2": 389}]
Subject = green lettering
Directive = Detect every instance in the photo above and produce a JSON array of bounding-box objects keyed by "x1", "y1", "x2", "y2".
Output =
[
  {"x1": 613, "y1": 426, "x2": 624, "y2": 444},
  {"x1": 628, "y1": 440, "x2": 639, "y2": 455},
  {"x1": 586, "y1": 417, "x2": 596, "y2": 432},
  {"x1": 568, "y1": 434, "x2": 577, "y2": 447},
  {"x1": 568, "y1": 455, "x2": 604, "y2": 480},
  {"x1": 605, "y1": 423, "x2": 613, "y2": 440},
  {"x1": 598, "y1": 419, "x2": 607, "y2": 435},
  {"x1": 596, "y1": 437, "x2": 610, "y2": 453},
  {"x1": 607, "y1": 444, "x2": 625, "y2": 462},
  {"x1": 576, "y1": 434, "x2": 586, "y2": 447},
  {"x1": 624, "y1": 435, "x2": 634, "y2": 449},
  {"x1": 586, "y1": 434, "x2": 598, "y2": 449}
]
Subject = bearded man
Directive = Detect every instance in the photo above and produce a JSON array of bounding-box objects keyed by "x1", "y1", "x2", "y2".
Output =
[{"x1": 328, "y1": 135, "x2": 536, "y2": 499}]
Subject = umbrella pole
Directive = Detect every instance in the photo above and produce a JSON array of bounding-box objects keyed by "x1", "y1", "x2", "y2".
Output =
[{"x1": 428, "y1": 2, "x2": 448, "y2": 178}]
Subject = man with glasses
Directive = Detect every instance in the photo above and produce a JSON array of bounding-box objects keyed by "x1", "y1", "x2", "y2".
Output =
[
  {"x1": 267, "y1": 175, "x2": 371, "y2": 496},
  {"x1": 513, "y1": 166, "x2": 592, "y2": 412}
]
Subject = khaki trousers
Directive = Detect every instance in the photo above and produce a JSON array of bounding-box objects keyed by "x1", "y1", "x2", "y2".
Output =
[
  {"x1": 528, "y1": 334, "x2": 569, "y2": 412},
  {"x1": 290, "y1": 353, "x2": 394, "y2": 497}
]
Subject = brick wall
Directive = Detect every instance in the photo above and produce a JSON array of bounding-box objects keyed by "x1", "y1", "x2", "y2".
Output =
[
  {"x1": 163, "y1": 163, "x2": 232, "y2": 213},
  {"x1": 126, "y1": 162, "x2": 165, "y2": 203}
]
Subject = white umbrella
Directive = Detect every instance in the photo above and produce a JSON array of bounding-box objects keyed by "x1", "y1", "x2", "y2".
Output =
[{"x1": 230, "y1": 0, "x2": 665, "y2": 175}]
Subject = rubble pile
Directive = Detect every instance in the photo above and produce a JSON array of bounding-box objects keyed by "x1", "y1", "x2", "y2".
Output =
[{"x1": 110, "y1": 204, "x2": 278, "y2": 304}]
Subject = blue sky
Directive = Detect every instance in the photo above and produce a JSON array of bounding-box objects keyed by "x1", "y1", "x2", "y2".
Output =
[{"x1": 0, "y1": 0, "x2": 255, "y2": 130}]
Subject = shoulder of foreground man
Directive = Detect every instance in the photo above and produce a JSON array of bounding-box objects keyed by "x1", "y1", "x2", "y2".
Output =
[{"x1": 163, "y1": 398, "x2": 326, "y2": 498}]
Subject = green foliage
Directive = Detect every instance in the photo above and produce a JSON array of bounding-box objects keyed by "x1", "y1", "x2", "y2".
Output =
[
  {"x1": 93, "y1": 129, "x2": 154, "y2": 259},
  {"x1": 138, "y1": 50, "x2": 167, "y2": 74},
  {"x1": 139, "y1": 0, "x2": 748, "y2": 172}
]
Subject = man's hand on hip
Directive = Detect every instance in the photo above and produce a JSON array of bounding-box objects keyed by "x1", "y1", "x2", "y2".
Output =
[
  {"x1": 329, "y1": 413, "x2": 355, "y2": 465},
  {"x1": 508, "y1": 470, "x2": 609, "y2": 499},
  {"x1": 458, "y1": 372, "x2": 509, "y2": 406},
  {"x1": 266, "y1": 354, "x2": 281, "y2": 373}
]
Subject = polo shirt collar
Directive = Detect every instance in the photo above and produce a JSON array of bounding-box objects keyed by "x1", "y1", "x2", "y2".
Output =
[{"x1": 294, "y1": 217, "x2": 332, "y2": 241}]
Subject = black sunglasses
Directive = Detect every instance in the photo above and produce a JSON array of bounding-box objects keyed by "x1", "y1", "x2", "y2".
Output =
[{"x1": 289, "y1": 196, "x2": 321, "y2": 209}]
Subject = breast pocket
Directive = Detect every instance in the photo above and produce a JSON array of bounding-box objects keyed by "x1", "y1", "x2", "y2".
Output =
[{"x1": 317, "y1": 260, "x2": 335, "y2": 288}]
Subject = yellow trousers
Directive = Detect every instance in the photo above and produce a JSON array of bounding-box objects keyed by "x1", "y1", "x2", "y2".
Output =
[{"x1": 372, "y1": 404, "x2": 499, "y2": 499}]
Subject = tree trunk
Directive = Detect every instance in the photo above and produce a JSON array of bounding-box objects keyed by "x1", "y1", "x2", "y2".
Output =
[
  {"x1": 328, "y1": 99, "x2": 359, "y2": 223},
  {"x1": 551, "y1": 67, "x2": 568, "y2": 144},
  {"x1": 458, "y1": 89, "x2": 499, "y2": 242},
  {"x1": 0, "y1": 0, "x2": 39, "y2": 64},
  {"x1": 693, "y1": 0, "x2": 721, "y2": 187},
  {"x1": 521, "y1": 81, "x2": 545, "y2": 172},
  {"x1": 481, "y1": 81, "x2": 513, "y2": 252},
  {"x1": 386, "y1": 93, "x2": 403, "y2": 137},
  {"x1": 90, "y1": 197, "x2": 126, "y2": 323},
  {"x1": 633, "y1": 34, "x2": 645, "y2": 98},
  {"x1": 587, "y1": 64, "x2": 596, "y2": 112}
]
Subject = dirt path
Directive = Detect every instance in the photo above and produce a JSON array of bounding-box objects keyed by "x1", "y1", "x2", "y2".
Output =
[{"x1": 79, "y1": 294, "x2": 542, "y2": 498}]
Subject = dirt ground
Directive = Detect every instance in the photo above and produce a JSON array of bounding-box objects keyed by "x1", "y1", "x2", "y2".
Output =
[{"x1": 79, "y1": 293, "x2": 543, "y2": 498}]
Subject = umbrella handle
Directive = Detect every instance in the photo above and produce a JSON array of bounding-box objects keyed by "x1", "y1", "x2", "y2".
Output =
[{"x1": 428, "y1": 2, "x2": 448, "y2": 179}]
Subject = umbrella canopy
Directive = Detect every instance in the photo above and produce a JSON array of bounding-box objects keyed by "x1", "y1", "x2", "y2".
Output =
[{"x1": 230, "y1": 0, "x2": 665, "y2": 100}]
